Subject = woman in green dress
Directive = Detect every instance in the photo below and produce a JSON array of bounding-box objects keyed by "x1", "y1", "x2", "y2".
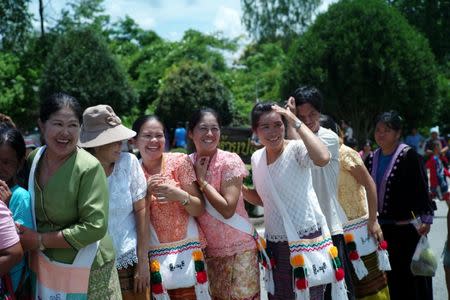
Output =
[{"x1": 18, "y1": 92, "x2": 121, "y2": 298}]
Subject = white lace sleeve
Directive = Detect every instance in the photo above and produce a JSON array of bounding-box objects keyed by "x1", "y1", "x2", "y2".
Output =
[{"x1": 129, "y1": 153, "x2": 147, "y2": 202}]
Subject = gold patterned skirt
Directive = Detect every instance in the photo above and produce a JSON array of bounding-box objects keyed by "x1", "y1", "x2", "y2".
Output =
[
  {"x1": 205, "y1": 249, "x2": 260, "y2": 300},
  {"x1": 87, "y1": 260, "x2": 122, "y2": 299}
]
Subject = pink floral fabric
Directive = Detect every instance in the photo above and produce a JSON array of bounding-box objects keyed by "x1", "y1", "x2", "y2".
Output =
[
  {"x1": 194, "y1": 150, "x2": 256, "y2": 257},
  {"x1": 142, "y1": 153, "x2": 204, "y2": 244}
]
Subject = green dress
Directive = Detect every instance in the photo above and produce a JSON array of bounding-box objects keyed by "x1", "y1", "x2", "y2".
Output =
[{"x1": 29, "y1": 147, "x2": 121, "y2": 298}]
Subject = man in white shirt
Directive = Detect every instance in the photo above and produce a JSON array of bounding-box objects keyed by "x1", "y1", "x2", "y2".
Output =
[{"x1": 286, "y1": 86, "x2": 355, "y2": 300}]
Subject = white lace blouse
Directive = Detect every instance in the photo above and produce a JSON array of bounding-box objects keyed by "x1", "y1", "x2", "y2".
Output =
[
  {"x1": 108, "y1": 152, "x2": 147, "y2": 269},
  {"x1": 257, "y1": 140, "x2": 328, "y2": 242}
]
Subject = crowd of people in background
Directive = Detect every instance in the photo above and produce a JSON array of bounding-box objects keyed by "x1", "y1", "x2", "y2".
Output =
[{"x1": 0, "y1": 86, "x2": 446, "y2": 300}]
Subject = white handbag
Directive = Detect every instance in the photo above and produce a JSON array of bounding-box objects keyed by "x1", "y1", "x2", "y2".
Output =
[
  {"x1": 342, "y1": 216, "x2": 391, "y2": 280},
  {"x1": 148, "y1": 217, "x2": 211, "y2": 300}
]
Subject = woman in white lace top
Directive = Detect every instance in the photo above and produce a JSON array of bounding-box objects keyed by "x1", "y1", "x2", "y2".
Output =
[
  {"x1": 79, "y1": 105, "x2": 150, "y2": 300},
  {"x1": 243, "y1": 102, "x2": 331, "y2": 300}
]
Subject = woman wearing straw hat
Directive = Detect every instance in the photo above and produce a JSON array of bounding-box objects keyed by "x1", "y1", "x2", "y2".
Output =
[{"x1": 80, "y1": 104, "x2": 151, "y2": 300}]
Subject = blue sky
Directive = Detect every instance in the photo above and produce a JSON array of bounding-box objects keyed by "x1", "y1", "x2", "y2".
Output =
[{"x1": 29, "y1": 0, "x2": 337, "y2": 41}]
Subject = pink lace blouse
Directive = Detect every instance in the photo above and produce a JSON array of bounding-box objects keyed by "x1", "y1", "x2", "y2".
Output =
[
  {"x1": 193, "y1": 150, "x2": 256, "y2": 257},
  {"x1": 142, "y1": 153, "x2": 205, "y2": 245}
]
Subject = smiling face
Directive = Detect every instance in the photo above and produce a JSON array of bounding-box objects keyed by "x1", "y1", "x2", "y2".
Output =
[
  {"x1": 93, "y1": 141, "x2": 122, "y2": 165},
  {"x1": 189, "y1": 112, "x2": 220, "y2": 157},
  {"x1": 134, "y1": 119, "x2": 165, "y2": 163},
  {"x1": 255, "y1": 111, "x2": 285, "y2": 152},
  {"x1": 39, "y1": 106, "x2": 80, "y2": 160},
  {"x1": 296, "y1": 103, "x2": 321, "y2": 133}
]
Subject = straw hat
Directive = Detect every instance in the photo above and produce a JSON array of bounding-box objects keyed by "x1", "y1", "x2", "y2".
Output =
[{"x1": 79, "y1": 104, "x2": 136, "y2": 148}]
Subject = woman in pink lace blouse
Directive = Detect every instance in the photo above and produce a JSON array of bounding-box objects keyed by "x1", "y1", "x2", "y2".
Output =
[
  {"x1": 132, "y1": 115, "x2": 205, "y2": 300},
  {"x1": 188, "y1": 108, "x2": 260, "y2": 300}
]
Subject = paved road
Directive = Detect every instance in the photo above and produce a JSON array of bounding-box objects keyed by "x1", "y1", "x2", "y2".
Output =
[
  {"x1": 429, "y1": 199, "x2": 448, "y2": 300},
  {"x1": 254, "y1": 199, "x2": 448, "y2": 300}
]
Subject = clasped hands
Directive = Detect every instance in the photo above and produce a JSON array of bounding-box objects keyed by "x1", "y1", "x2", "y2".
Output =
[{"x1": 147, "y1": 174, "x2": 183, "y2": 202}]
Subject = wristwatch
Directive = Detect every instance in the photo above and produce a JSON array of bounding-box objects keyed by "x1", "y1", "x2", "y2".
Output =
[
  {"x1": 38, "y1": 234, "x2": 46, "y2": 251},
  {"x1": 294, "y1": 119, "x2": 302, "y2": 129}
]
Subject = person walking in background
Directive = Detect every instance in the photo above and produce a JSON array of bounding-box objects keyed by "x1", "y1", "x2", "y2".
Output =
[
  {"x1": 132, "y1": 115, "x2": 206, "y2": 300},
  {"x1": 320, "y1": 116, "x2": 390, "y2": 300},
  {"x1": 19, "y1": 92, "x2": 121, "y2": 299},
  {"x1": 243, "y1": 102, "x2": 333, "y2": 300},
  {"x1": 188, "y1": 108, "x2": 260, "y2": 300},
  {"x1": 359, "y1": 140, "x2": 373, "y2": 162},
  {"x1": 425, "y1": 126, "x2": 448, "y2": 159},
  {"x1": 425, "y1": 140, "x2": 450, "y2": 201},
  {"x1": 79, "y1": 105, "x2": 151, "y2": 300},
  {"x1": 341, "y1": 120, "x2": 354, "y2": 146},
  {"x1": 172, "y1": 121, "x2": 187, "y2": 149},
  {"x1": 365, "y1": 111, "x2": 435, "y2": 300},
  {"x1": 405, "y1": 128, "x2": 425, "y2": 156},
  {"x1": 0, "y1": 126, "x2": 33, "y2": 297},
  {"x1": 286, "y1": 86, "x2": 354, "y2": 300}
]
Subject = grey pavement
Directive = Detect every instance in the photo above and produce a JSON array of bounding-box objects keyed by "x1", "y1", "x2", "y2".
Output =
[
  {"x1": 252, "y1": 199, "x2": 449, "y2": 300},
  {"x1": 429, "y1": 199, "x2": 448, "y2": 300}
]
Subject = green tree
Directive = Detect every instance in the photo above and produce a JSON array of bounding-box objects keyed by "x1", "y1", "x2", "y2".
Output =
[
  {"x1": 51, "y1": 0, "x2": 111, "y2": 35},
  {"x1": 231, "y1": 41, "x2": 286, "y2": 124},
  {"x1": 128, "y1": 30, "x2": 237, "y2": 114},
  {"x1": 127, "y1": 40, "x2": 173, "y2": 112},
  {"x1": 0, "y1": 52, "x2": 27, "y2": 124},
  {"x1": 435, "y1": 61, "x2": 450, "y2": 133},
  {"x1": 387, "y1": 0, "x2": 450, "y2": 63},
  {"x1": 241, "y1": 0, "x2": 321, "y2": 44},
  {"x1": 155, "y1": 62, "x2": 234, "y2": 129},
  {"x1": 0, "y1": 0, "x2": 32, "y2": 51},
  {"x1": 282, "y1": 0, "x2": 438, "y2": 142},
  {"x1": 40, "y1": 27, "x2": 136, "y2": 114}
]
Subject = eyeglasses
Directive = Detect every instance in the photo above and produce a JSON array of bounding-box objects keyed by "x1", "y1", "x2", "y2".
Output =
[
  {"x1": 197, "y1": 126, "x2": 220, "y2": 133},
  {"x1": 138, "y1": 134, "x2": 165, "y2": 141}
]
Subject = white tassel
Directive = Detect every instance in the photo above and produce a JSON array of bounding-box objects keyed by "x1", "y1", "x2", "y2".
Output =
[
  {"x1": 263, "y1": 266, "x2": 275, "y2": 295},
  {"x1": 195, "y1": 282, "x2": 212, "y2": 300},
  {"x1": 377, "y1": 249, "x2": 391, "y2": 271},
  {"x1": 351, "y1": 258, "x2": 369, "y2": 280},
  {"x1": 153, "y1": 291, "x2": 171, "y2": 300},
  {"x1": 295, "y1": 288, "x2": 310, "y2": 300},
  {"x1": 332, "y1": 280, "x2": 349, "y2": 300}
]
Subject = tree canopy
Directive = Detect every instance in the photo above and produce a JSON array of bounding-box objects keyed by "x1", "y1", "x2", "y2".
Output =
[
  {"x1": 155, "y1": 62, "x2": 234, "y2": 129},
  {"x1": 241, "y1": 0, "x2": 321, "y2": 44},
  {"x1": 0, "y1": 0, "x2": 32, "y2": 51},
  {"x1": 40, "y1": 27, "x2": 136, "y2": 115},
  {"x1": 0, "y1": 0, "x2": 447, "y2": 137},
  {"x1": 282, "y1": 0, "x2": 438, "y2": 142},
  {"x1": 387, "y1": 0, "x2": 450, "y2": 63}
]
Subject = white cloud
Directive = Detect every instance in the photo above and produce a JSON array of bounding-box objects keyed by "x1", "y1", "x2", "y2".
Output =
[
  {"x1": 213, "y1": 6, "x2": 244, "y2": 38},
  {"x1": 318, "y1": 0, "x2": 339, "y2": 13},
  {"x1": 28, "y1": 0, "x2": 342, "y2": 42}
]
